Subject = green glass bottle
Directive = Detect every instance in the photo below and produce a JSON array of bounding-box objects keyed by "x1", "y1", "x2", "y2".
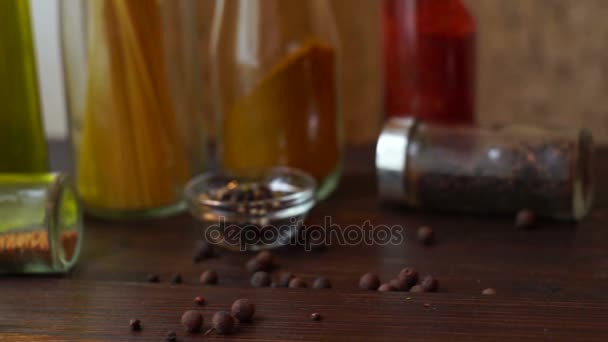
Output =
[{"x1": 0, "y1": 0, "x2": 48, "y2": 172}]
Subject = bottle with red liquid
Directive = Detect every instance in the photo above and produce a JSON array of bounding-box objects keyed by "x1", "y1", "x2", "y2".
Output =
[{"x1": 382, "y1": 0, "x2": 476, "y2": 124}]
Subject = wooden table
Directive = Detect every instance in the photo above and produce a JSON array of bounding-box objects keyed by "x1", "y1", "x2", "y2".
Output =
[{"x1": 2, "y1": 142, "x2": 608, "y2": 341}]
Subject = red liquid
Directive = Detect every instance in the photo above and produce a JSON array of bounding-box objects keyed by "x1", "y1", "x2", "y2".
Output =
[{"x1": 382, "y1": 0, "x2": 476, "y2": 124}]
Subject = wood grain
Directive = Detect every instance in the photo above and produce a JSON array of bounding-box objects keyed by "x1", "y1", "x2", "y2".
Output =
[{"x1": 1, "y1": 279, "x2": 608, "y2": 341}]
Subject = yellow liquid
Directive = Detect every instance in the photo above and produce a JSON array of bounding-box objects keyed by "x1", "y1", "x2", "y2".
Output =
[{"x1": 223, "y1": 41, "x2": 341, "y2": 183}]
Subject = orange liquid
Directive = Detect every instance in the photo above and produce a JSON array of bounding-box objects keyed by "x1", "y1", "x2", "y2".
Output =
[{"x1": 223, "y1": 41, "x2": 340, "y2": 182}]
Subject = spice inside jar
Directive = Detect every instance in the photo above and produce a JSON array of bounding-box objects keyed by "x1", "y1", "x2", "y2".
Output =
[{"x1": 376, "y1": 118, "x2": 594, "y2": 220}]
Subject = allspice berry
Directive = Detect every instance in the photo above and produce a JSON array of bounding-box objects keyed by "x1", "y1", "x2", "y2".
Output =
[
  {"x1": 359, "y1": 272, "x2": 381, "y2": 291},
  {"x1": 181, "y1": 310, "x2": 203, "y2": 333},
  {"x1": 482, "y1": 288, "x2": 497, "y2": 295},
  {"x1": 146, "y1": 274, "x2": 160, "y2": 283},
  {"x1": 515, "y1": 209, "x2": 535, "y2": 229},
  {"x1": 288, "y1": 277, "x2": 308, "y2": 288},
  {"x1": 378, "y1": 283, "x2": 396, "y2": 292},
  {"x1": 255, "y1": 250, "x2": 274, "y2": 270},
  {"x1": 278, "y1": 272, "x2": 295, "y2": 287},
  {"x1": 129, "y1": 318, "x2": 142, "y2": 331},
  {"x1": 231, "y1": 298, "x2": 255, "y2": 322},
  {"x1": 251, "y1": 271, "x2": 271, "y2": 287},
  {"x1": 420, "y1": 275, "x2": 439, "y2": 292},
  {"x1": 417, "y1": 226, "x2": 435, "y2": 245},
  {"x1": 312, "y1": 277, "x2": 332, "y2": 289},
  {"x1": 200, "y1": 270, "x2": 218, "y2": 285},
  {"x1": 398, "y1": 267, "x2": 419, "y2": 288},
  {"x1": 389, "y1": 278, "x2": 409, "y2": 291},
  {"x1": 311, "y1": 312, "x2": 322, "y2": 321},
  {"x1": 212, "y1": 311, "x2": 235, "y2": 334}
]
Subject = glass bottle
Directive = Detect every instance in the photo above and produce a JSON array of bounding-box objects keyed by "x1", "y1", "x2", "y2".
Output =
[
  {"x1": 210, "y1": 0, "x2": 343, "y2": 200},
  {"x1": 60, "y1": 0, "x2": 206, "y2": 219},
  {"x1": 382, "y1": 0, "x2": 476, "y2": 124},
  {"x1": 0, "y1": 0, "x2": 48, "y2": 172},
  {"x1": 377, "y1": 118, "x2": 594, "y2": 220},
  {"x1": 0, "y1": 173, "x2": 83, "y2": 274}
]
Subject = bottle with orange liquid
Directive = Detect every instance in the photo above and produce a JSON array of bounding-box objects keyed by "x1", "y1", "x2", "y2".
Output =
[
  {"x1": 382, "y1": 0, "x2": 476, "y2": 124},
  {"x1": 210, "y1": 0, "x2": 343, "y2": 200}
]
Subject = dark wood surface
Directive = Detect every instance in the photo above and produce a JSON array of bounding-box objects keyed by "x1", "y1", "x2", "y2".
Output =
[{"x1": 2, "y1": 141, "x2": 608, "y2": 341}]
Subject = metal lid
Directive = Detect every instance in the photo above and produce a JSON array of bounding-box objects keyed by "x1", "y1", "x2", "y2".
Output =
[{"x1": 375, "y1": 118, "x2": 418, "y2": 202}]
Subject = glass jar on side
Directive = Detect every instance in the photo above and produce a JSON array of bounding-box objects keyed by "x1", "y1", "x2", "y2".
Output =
[
  {"x1": 0, "y1": 0, "x2": 48, "y2": 172},
  {"x1": 0, "y1": 173, "x2": 83, "y2": 274},
  {"x1": 210, "y1": 0, "x2": 343, "y2": 200},
  {"x1": 376, "y1": 118, "x2": 594, "y2": 220},
  {"x1": 60, "y1": 0, "x2": 205, "y2": 219},
  {"x1": 382, "y1": 0, "x2": 476, "y2": 124}
]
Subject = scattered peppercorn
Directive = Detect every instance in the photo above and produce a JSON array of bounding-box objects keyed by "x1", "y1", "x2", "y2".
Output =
[
  {"x1": 312, "y1": 277, "x2": 332, "y2": 289},
  {"x1": 251, "y1": 271, "x2": 271, "y2": 287},
  {"x1": 231, "y1": 298, "x2": 256, "y2": 322},
  {"x1": 194, "y1": 296, "x2": 205, "y2": 306},
  {"x1": 423, "y1": 303, "x2": 431, "y2": 308},
  {"x1": 255, "y1": 250, "x2": 274, "y2": 270},
  {"x1": 389, "y1": 278, "x2": 410, "y2": 291},
  {"x1": 212, "y1": 311, "x2": 235, "y2": 334},
  {"x1": 482, "y1": 288, "x2": 497, "y2": 295},
  {"x1": 146, "y1": 274, "x2": 159, "y2": 283},
  {"x1": 420, "y1": 275, "x2": 439, "y2": 292},
  {"x1": 171, "y1": 273, "x2": 183, "y2": 284},
  {"x1": 278, "y1": 272, "x2": 295, "y2": 287},
  {"x1": 165, "y1": 330, "x2": 177, "y2": 342},
  {"x1": 129, "y1": 318, "x2": 142, "y2": 331},
  {"x1": 359, "y1": 272, "x2": 381, "y2": 291},
  {"x1": 515, "y1": 209, "x2": 535, "y2": 229},
  {"x1": 200, "y1": 270, "x2": 218, "y2": 285},
  {"x1": 378, "y1": 283, "x2": 397, "y2": 292},
  {"x1": 311, "y1": 313, "x2": 322, "y2": 321},
  {"x1": 245, "y1": 258, "x2": 263, "y2": 274},
  {"x1": 193, "y1": 240, "x2": 214, "y2": 263},
  {"x1": 417, "y1": 226, "x2": 435, "y2": 245},
  {"x1": 181, "y1": 310, "x2": 203, "y2": 333},
  {"x1": 398, "y1": 267, "x2": 419, "y2": 288},
  {"x1": 409, "y1": 285, "x2": 424, "y2": 293},
  {"x1": 288, "y1": 277, "x2": 308, "y2": 288}
]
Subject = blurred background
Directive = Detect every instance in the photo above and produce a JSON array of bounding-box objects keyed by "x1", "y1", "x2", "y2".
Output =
[{"x1": 35, "y1": 0, "x2": 608, "y2": 144}]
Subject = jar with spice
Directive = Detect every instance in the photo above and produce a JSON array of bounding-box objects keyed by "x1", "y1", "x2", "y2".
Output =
[
  {"x1": 210, "y1": 0, "x2": 343, "y2": 200},
  {"x1": 60, "y1": 0, "x2": 206, "y2": 218},
  {"x1": 382, "y1": 0, "x2": 476, "y2": 124},
  {"x1": 0, "y1": 173, "x2": 83, "y2": 274},
  {"x1": 376, "y1": 118, "x2": 594, "y2": 220}
]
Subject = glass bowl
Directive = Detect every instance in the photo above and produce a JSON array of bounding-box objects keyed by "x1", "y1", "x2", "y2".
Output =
[{"x1": 185, "y1": 167, "x2": 316, "y2": 251}]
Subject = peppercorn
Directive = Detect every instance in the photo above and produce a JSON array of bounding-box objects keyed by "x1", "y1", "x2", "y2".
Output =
[
  {"x1": 278, "y1": 272, "x2": 295, "y2": 287},
  {"x1": 146, "y1": 274, "x2": 159, "y2": 283},
  {"x1": 515, "y1": 209, "x2": 535, "y2": 229},
  {"x1": 312, "y1": 277, "x2": 332, "y2": 289},
  {"x1": 311, "y1": 313, "x2": 322, "y2": 321},
  {"x1": 482, "y1": 288, "x2": 497, "y2": 295},
  {"x1": 181, "y1": 310, "x2": 203, "y2": 333},
  {"x1": 231, "y1": 298, "x2": 255, "y2": 322},
  {"x1": 378, "y1": 283, "x2": 396, "y2": 292},
  {"x1": 288, "y1": 277, "x2": 308, "y2": 288},
  {"x1": 200, "y1": 270, "x2": 218, "y2": 285},
  {"x1": 129, "y1": 318, "x2": 142, "y2": 331},
  {"x1": 251, "y1": 271, "x2": 271, "y2": 287},
  {"x1": 420, "y1": 276, "x2": 439, "y2": 292},
  {"x1": 409, "y1": 285, "x2": 424, "y2": 293},
  {"x1": 389, "y1": 278, "x2": 410, "y2": 291},
  {"x1": 417, "y1": 226, "x2": 435, "y2": 245},
  {"x1": 194, "y1": 296, "x2": 205, "y2": 306},
  {"x1": 255, "y1": 250, "x2": 274, "y2": 270},
  {"x1": 245, "y1": 258, "x2": 263, "y2": 274},
  {"x1": 193, "y1": 240, "x2": 214, "y2": 263},
  {"x1": 212, "y1": 311, "x2": 235, "y2": 334},
  {"x1": 165, "y1": 330, "x2": 177, "y2": 342},
  {"x1": 171, "y1": 273, "x2": 183, "y2": 284},
  {"x1": 398, "y1": 267, "x2": 419, "y2": 288},
  {"x1": 359, "y1": 272, "x2": 380, "y2": 291}
]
